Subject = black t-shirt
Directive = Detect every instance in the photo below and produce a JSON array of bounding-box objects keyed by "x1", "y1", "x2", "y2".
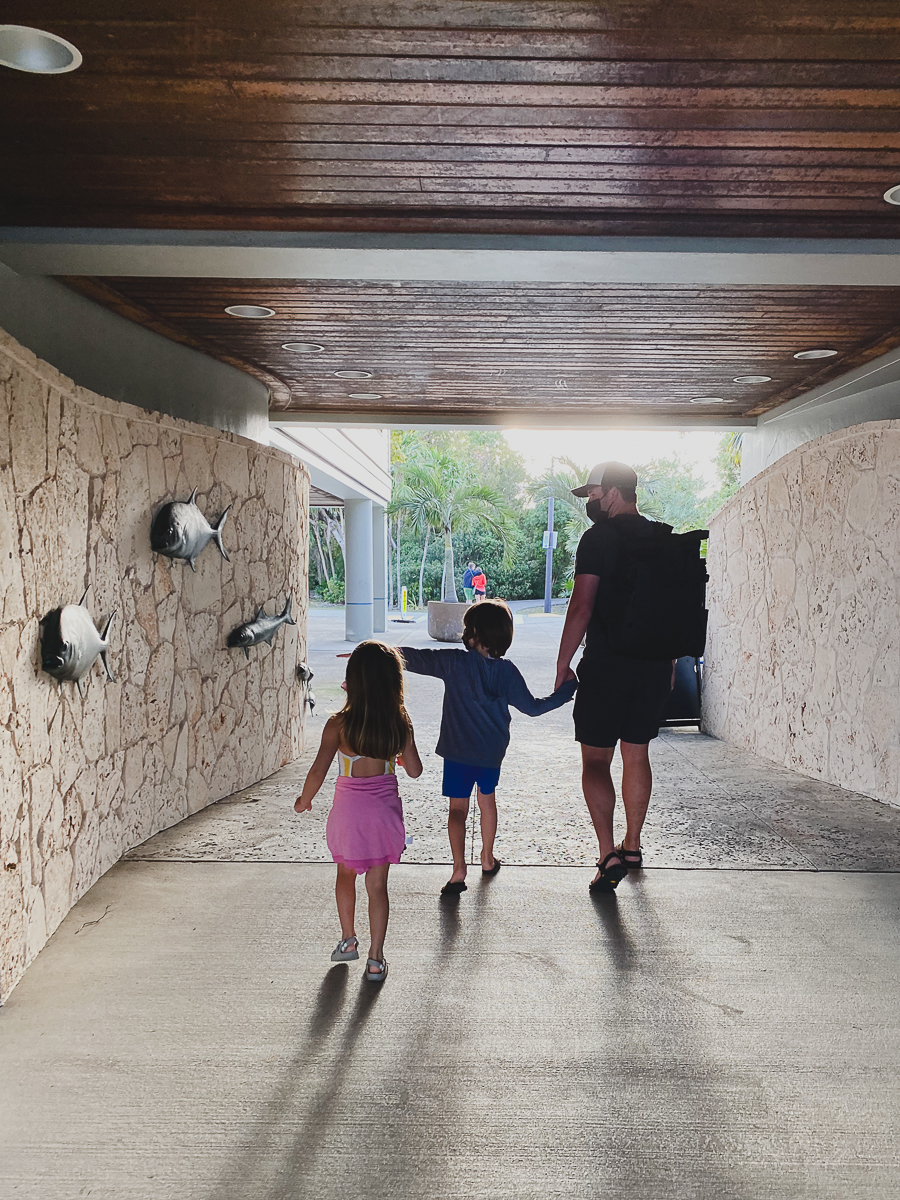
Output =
[{"x1": 574, "y1": 513, "x2": 658, "y2": 660}]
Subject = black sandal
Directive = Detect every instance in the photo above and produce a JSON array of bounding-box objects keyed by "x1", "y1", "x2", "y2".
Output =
[
  {"x1": 588, "y1": 851, "x2": 628, "y2": 895},
  {"x1": 616, "y1": 841, "x2": 643, "y2": 870}
]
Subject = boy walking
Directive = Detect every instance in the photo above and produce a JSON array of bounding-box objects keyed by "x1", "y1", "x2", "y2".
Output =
[{"x1": 399, "y1": 599, "x2": 576, "y2": 894}]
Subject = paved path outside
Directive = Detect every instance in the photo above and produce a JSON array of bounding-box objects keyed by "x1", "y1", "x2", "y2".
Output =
[
  {"x1": 129, "y1": 603, "x2": 900, "y2": 872},
  {"x1": 4, "y1": 602, "x2": 900, "y2": 1199}
]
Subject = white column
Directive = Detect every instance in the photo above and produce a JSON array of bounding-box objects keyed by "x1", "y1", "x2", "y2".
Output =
[
  {"x1": 372, "y1": 504, "x2": 388, "y2": 633},
  {"x1": 344, "y1": 498, "x2": 374, "y2": 642}
]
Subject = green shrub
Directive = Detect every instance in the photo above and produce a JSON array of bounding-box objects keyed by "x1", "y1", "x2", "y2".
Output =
[{"x1": 321, "y1": 578, "x2": 345, "y2": 605}]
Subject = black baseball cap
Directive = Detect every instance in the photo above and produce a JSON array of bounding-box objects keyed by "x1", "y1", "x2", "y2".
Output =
[{"x1": 571, "y1": 461, "x2": 638, "y2": 498}]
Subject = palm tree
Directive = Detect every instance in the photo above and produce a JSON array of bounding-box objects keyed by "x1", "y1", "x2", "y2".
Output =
[
  {"x1": 395, "y1": 449, "x2": 513, "y2": 602},
  {"x1": 529, "y1": 458, "x2": 593, "y2": 565}
]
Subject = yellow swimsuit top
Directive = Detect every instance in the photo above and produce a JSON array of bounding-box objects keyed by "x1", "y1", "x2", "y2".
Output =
[{"x1": 337, "y1": 750, "x2": 396, "y2": 777}]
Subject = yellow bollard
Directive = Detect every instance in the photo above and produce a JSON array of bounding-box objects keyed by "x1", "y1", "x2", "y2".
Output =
[{"x1": 401, "y1": 586, "x2": 408, "y2": 615}]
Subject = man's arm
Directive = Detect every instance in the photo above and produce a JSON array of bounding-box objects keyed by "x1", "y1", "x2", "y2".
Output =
[{"x1": 555, "y1": 573, "x2": 600, "y2": 690}]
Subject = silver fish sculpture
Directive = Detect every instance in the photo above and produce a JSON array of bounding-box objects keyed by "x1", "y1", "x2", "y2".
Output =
[
  {"x1": 228, "y1": 595, "x2": 296, "y2": 659},
  {"x1": 40, "y1": 589, "x2": 116, "y2": 697},
  {"x1": 297, "y1": 661, "x2": 314, "y2": 684},
  {"x1": 150, "y1": 488, "x2": 230, "y2": 570}
]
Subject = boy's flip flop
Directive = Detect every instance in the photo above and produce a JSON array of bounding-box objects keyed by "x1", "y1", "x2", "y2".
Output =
[
  {"x1": 482, "y1": 858, "x2": 501, "y2": 876},
  {"x1": 440, "y1": 880, "x2": 467, "y2": 895}
]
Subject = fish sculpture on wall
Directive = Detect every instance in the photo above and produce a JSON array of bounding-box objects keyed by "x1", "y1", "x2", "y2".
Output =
[
  {"x1": 297, "y1": 661, "x2": 316, "y2": 713},
  {"x1": 228, "y1": 595, "x2": 296, "y2": 659},
  {"x1": 40, "y1": 589, "x2": 116, "y2": 697},
  {"x1": 150, "y1": 488, "x2": 230, "y2": 570}
]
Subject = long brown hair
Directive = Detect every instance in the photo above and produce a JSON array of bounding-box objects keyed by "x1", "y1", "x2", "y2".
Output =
[{"x1": 338, "y1": 640, "x2": 411, "y2": 760}]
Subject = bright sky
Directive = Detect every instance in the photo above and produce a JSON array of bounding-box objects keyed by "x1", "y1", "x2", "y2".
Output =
[{"x1": 502, "y1": 428, "x2": 725, "y2": 490}]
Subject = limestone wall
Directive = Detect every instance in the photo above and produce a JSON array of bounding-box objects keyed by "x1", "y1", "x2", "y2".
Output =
[
  {"x1": 0, "y1": 328, "x2": 308, "y2": 1000},
  {"x1": 703, "y1": 420, "x2": 900, "y2": 806}
]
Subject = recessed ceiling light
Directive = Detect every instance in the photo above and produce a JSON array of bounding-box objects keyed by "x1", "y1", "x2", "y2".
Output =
[
  {"x1": 348, "y1": 393, "x2": 383, "y2": 400},
  {"x1": 0, "y1": 25, "x2": 82, "y2": 73},
  {"x1": 884, "y1": 185, "x2": 900, "y2": 205},
  {"x1": 281, "y1": 342, "x2": 324, "y2": 353},
  {"x1": 733, "y1": 375, "x2": 772, "y2": 384},
  {"x1": 793, "y1": 349, "x2": 837, "y2": 360},
  {"x1": 334, "y1": 370, "x2": 373, "y2": 380},
  {"x1": 689, "y1": 396, "x2": 724, "y2": 405},
  {"x1": 224, "y1": 304, "x2": 274, "y2": 318}
]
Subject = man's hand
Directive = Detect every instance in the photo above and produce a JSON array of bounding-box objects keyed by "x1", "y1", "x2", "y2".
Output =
[
  {"x1": 294, "y1": 796, "x2": 312, "y2": 813},
  {"x1": 555, "y1": 665, "x2": 577, "y2": 690}
]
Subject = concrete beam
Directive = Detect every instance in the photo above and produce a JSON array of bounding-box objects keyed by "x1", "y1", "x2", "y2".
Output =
[{"x1": 5, "y1": 230, "x2": 900, "y2": 286}]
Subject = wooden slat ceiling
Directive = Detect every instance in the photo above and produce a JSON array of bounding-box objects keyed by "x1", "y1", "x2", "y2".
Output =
[
  {"x1": 2, "y1": 1, "x2": 900, "y2": 235},
  {"x1": 65, "y1": 276, "x2": 900, "y2": 421}
]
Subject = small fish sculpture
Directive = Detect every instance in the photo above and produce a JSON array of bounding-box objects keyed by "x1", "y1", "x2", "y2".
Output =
[
  {"x1": 297, "y1": 661, "x2": 314, "y2": 684},
  {"x1": 306, "y1": 691, "x2": 316, "y2": 714},
  {"x1": 228, "y1": 595, "x2": 296, "y2": 659},
  {"x1": 150, "y1": 488, "x2": 230, "y2": 571},
  {"x1": 40, "y1": 589, "x2": 116, "y2": 697}
]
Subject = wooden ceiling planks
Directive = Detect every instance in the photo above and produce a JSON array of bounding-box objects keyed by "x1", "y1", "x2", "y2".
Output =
[
  {"x1": 65, "y1": 276, "x2": 900, "y2": 421},
  {"x1": 3, "y1": 2, "x2": 900, "y2": 234}
]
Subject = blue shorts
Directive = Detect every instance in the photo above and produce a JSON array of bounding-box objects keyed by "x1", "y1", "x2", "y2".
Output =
[{"x1": 442, "y1": 759, "x2": 502, "y2": 798}]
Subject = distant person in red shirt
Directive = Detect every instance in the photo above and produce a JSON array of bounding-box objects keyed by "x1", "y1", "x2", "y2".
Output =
[{"x1": 471, "y1": 567, "x2": 487, "y2": 603}]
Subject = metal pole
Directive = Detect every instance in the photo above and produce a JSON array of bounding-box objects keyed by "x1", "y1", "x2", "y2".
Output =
[{"x1": 543, "y1": 492, "x2": 555, "y2": 614}]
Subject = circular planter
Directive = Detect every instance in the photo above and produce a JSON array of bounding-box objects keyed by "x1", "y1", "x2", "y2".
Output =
[{"x1": 427, "y1": 600, "x2": 471, "y2": 643}]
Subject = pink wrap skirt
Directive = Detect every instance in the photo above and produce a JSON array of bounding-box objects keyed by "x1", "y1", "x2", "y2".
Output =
[{"x1": 326, "y1": 774, "x2": 406, "y2": 874}]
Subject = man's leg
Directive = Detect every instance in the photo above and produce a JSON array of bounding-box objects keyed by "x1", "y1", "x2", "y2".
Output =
[
  {"x1": 581, "y1": 744, "x2": 618, "y2": 866},
  {"x1": 619, "y1": 741, "x2": 653, "y2": 852}
]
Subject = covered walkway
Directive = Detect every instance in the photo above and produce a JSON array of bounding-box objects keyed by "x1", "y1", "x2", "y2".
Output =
[{"x1": 3, "y1": 608, "x2": 900, "y2": 1199}]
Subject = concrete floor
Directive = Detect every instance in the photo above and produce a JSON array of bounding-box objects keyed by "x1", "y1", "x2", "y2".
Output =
[
  {"x1": 3, "y1": 864, "x2": 900, "y2": 1199},
  {"x1": 3, "y1": 604, "x2": 900, "y2": 1198}
]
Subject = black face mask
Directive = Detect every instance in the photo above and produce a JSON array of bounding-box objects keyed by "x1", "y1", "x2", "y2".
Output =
[{"x1": 586, "y1": 497, "x2": 608, "y2": 523}]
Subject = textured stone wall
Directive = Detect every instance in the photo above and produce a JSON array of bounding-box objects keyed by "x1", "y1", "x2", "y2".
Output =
[
  {"x1": 0, "y1": 328, "x2": 308, "y2": 1000},
  {"x1": 703, "y1": 420, "x2": 900, "y2": 806}
]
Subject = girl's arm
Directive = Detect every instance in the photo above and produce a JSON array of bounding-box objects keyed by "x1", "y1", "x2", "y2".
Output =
[
  {"x1": 294, "y1": 717, "x2": 341, "y2": 812},
  {"x1": 396, "y1": 727, "x2": 423, "y2": 778}
]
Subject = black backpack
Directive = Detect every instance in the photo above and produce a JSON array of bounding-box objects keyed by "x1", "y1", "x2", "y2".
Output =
[{"x1": 608, "y1": 522, "x2": 709, "y2": 661}]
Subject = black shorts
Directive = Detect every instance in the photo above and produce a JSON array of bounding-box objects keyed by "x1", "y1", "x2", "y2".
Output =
[{"x1": 573, "y1": 654, "x2": 673, "y2": 748}]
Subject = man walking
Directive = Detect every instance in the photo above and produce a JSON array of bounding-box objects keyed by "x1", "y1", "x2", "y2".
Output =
[
  {"x1": 462, "y1": 561, "x2": 477, "y2": 604},
  {"x1": 555, "y1": 462, "x2": 674, "y2": 894}
]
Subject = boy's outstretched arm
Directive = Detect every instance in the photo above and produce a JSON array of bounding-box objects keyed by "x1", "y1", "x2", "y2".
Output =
[
  {"x1": 396, "y1": 646, "x2": 456, "y2": 678},
  {"x1": 294, "y1": 716, "x2": 341, "y2": 812},
  {"x1": 506, "y1": 663, "x2": 578, "y2": 717}
]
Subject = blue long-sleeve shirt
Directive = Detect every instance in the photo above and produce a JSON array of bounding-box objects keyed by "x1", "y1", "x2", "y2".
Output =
[{"x1": 398, "y1": 646, "x2": 577, "y2": 768}]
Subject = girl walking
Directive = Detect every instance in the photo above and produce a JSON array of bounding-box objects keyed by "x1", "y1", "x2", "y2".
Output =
[{"x1": 294, "y1": 640, "x2": 422, "y2": 981}]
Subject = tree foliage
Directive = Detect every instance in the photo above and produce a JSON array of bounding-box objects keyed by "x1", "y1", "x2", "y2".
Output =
[{"x1": 308, "y1": 432, "x2": 742, "y2": 604}]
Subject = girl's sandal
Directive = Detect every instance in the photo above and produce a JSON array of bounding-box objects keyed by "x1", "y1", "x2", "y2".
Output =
[
  {"x1": 616, "y1": 841, "x2": 643, "y2": 870},
  {"x1": 365, "y1": 957, "x2": 388, "y2": 982},
  {"x1": 589, "y1": 851, "x2": 628, "y2": 895},
  {"x1": 331, "y1": 936, "x2": 359, "y2": 962}
]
